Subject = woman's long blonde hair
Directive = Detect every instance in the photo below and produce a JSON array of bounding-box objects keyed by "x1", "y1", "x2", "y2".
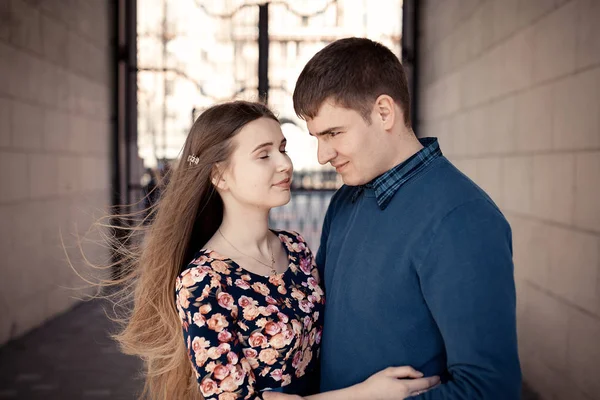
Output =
[{"x1": 95, "y1": 101, "x2": 278, "y2": 399}]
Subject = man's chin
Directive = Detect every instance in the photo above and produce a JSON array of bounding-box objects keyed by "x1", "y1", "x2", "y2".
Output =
[
  {"x1": 340, "y1": 176, "x2": 359, "y2": 187},
  {"x1": 340, "y1": 174, "x2": 367, "y2": 187}
]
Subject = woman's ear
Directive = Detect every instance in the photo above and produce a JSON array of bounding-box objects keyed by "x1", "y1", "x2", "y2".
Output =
[{"x1": 211, "y1": 164, "x2": 228, "y2": 191}]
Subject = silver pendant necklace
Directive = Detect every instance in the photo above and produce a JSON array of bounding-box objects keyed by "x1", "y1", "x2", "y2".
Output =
[{"x1": 218, "y1": 228, "x2": 277, "y2": 275}]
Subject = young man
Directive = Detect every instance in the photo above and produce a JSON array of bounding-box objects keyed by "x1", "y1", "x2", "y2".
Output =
[{"x1": 291, "y1": 38, "x2": 521, "y2": 399}]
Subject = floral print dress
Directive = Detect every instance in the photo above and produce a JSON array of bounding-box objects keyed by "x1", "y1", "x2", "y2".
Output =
[{"x1": 176, "y1": 230, "x2": 325, "y2": 400}]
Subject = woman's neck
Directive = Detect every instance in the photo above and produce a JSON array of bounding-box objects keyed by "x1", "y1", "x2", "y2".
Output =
[{"x1": 218, "y1": 205, "x2": 272, "y2": 254}]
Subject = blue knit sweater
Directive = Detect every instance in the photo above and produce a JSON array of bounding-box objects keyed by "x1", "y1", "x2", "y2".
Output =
[{"x1": 316, "y1": 156, "x2": 521, "y2": 399}]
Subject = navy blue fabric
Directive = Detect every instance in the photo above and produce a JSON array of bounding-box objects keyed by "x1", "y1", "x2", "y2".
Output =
[{"x1": 316, "y1": 147, "x2": 522, "y2": 399}]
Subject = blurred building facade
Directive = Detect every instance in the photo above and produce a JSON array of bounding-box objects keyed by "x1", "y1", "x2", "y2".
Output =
[
  {"x1": 418, "y1": 1, "x2": 600, "y2": 399},
  {"x1": 136, "y1": 0, "x2": 402, "y2": 170}
]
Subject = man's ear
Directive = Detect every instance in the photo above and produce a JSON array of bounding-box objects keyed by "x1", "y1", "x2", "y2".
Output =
[
  {"x1": 374, "y1": 95, "x2": 396, "y2": 130},
  {"x1": 211, "y1": 164, "x2": 228, "y2": 191}
]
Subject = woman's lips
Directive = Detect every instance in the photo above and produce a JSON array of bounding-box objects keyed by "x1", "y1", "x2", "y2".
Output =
[{"x1": 273, "y1": 178, "x2": 291, "y2": 188}]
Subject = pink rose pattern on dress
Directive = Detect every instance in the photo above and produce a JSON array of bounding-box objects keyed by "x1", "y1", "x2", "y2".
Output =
[{"x1": 176, "y1": 230, "x2": 325, "y2": 399}]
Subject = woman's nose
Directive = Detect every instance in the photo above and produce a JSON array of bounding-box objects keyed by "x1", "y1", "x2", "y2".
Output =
[{"x1": 277, "y1": 153, "x2": 293, "y2": 172}]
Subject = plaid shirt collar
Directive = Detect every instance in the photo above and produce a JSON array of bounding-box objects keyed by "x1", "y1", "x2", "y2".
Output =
[{"x1": 351, "y1": 137, "x2": 442, "y2": 209}]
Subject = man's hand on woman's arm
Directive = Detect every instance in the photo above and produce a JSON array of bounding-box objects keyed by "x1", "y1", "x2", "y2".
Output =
[{"x1": 263, "y1": 366, "x2": 440, "y2": 400}]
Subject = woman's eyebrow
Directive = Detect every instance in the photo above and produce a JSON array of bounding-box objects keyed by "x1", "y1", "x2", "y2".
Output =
[{"x1": 251, "y1": 142, "x2": 273, "y2": 153}]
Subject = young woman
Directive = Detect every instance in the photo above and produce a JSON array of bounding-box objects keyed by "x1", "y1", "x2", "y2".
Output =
[{"x1": 113, "y1": 101, "x2": 438, "y2": 399}]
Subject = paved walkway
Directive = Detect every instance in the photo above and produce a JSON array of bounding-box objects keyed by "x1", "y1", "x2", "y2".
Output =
[
  {"x1": 0, "y1": 300, "x2": 143, "y2": 399},
  {"x1": 0, "y1": 300, "x2": 540, "y2": 399}
]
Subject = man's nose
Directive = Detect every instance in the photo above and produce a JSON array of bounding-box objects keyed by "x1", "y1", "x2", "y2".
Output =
[{"x1": 317, "y1": 141, "x2": 336, "y2": 165}]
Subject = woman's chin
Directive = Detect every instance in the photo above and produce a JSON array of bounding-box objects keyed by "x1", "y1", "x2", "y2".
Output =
[{"x1": 269, "y1": 192, "x2": 292, "y2": 208}]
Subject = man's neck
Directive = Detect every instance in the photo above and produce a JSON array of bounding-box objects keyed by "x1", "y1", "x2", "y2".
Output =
[{"x1": 387, "y1": 130, "x2": 424, "y2": 172}]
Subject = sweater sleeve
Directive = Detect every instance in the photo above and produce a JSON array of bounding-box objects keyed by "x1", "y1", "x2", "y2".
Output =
[
  {"x1": 176, "y1": 267, "x2": 259, "y2": 400},
  {"x1": 412, "y1": 199, "x2": 522, "y2": 400}
]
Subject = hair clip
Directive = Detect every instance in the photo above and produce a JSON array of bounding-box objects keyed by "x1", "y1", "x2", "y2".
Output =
[{"x1": 187, "y1": 155, "x2": 199, "y2": 165}]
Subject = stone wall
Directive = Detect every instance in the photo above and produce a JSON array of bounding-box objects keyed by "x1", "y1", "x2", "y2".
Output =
[
  {"x1": 0, "y1": 0, "x2": 113, "y2": 345},
  {"x1": 418, "y1": 1, "x2": 600, "y2": 398}
]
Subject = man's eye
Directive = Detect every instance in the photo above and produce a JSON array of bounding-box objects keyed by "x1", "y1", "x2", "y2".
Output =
[{"x1": 330, "y1": 131, "x2": 340, "y2": 137}]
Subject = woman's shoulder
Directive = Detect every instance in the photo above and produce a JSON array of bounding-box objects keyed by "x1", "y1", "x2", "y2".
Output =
[
  {"x1": 273, "y1": 229, "x2": 305, "y2": 244},
  {"x1": 273, "y1": 229, "x2": 315, "y2": 261},
  {"x1": 176, "y1": 249, "x2": 231, "y2": 292},
  {"x1": 183, "y1": 248, "x2": 233, "y2": 272},
  {"x1": 273, "y1": 229, "x2": 309, "y2": 249}
]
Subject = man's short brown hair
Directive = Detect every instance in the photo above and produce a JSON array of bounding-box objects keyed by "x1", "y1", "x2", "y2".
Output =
[{"x1": 293, "y1": 37, "x2": 411, "y2": 128}]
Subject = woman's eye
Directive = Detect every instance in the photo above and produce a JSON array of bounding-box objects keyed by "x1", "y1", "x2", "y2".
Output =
[
  {"x1": 330, "y1": 131, "x2": 340, "y2": 137},
  {"x1": 259, "y1": 153, "x2": 269, "y2": 159},
  {"x1": 280, "y1": 148, "x2": 288, "y2": 154}
]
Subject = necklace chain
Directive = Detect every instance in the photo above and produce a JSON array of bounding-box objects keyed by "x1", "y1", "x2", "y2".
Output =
[{"x1": 218, "y1": 229, "x2": 276, "y2": 275}]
